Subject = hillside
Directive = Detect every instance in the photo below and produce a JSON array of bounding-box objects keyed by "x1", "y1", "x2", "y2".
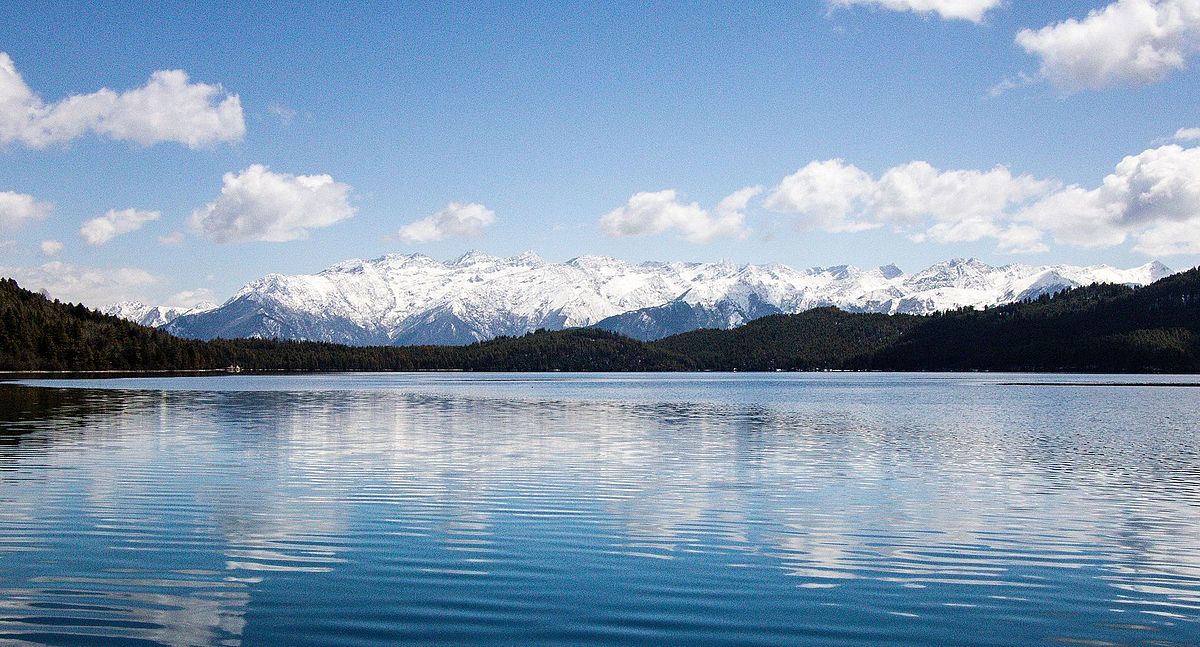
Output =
[{"x1": 862, "y1": 268, "x2": 1200, "y2": 372}]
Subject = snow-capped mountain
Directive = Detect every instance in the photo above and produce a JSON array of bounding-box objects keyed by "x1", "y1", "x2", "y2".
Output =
[
  {"x1": 158, "y1": 252, "x2": 1175, "y2": 345},
  {"x1": 102, "y1": 301, "x2": 218, "y2": 328}
]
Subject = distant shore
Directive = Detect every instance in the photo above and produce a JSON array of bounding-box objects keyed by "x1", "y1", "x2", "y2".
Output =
[{"x1": 4, "y1": 370, "x2": 1199, "y2": 386}]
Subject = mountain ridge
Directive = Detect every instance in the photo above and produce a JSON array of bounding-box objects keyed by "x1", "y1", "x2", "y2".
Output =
[
  {"x1": 5, "y1": 267, "x2": 1200, "y2": 373},
  {"x1": 102, "y1": 253, "x2": 1173, "y2": 345}
]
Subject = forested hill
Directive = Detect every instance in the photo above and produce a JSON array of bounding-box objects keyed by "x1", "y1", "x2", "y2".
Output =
[
  {"x1": 655, "y1": 308, "x2": 922, "y2": 370},
  {"x1": 860, "y1": 267, "x2": 1200, "y2": 372},
  {"x1": 0, "y1": 278, "x2": 210, "y2": 371},
  {"x1": 3, "y1": 269, "x2": 1200, "y2": 373}
]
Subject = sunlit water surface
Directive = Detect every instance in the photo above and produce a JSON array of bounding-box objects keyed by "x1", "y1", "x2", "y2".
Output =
[{"x1": 0, "y1": 373, "x2": 1198, "y2": 646}]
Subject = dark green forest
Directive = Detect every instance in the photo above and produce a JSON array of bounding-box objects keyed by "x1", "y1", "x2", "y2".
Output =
[{"x1": 3, "y1": 268, "x2": 1200, "y2": 374}]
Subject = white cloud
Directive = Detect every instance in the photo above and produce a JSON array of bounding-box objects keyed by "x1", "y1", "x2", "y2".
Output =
[
  {"x1": 765, "y1": 158, "x2": 1050, "y2": 250},
  {"x1": 0, "y1": 51, "x2": 244, "y2": 148},
  {"x1": 80, "y1": 208, "x2": 160, "y2": 245},
  {"x1": 1015, "y1": 0, "x2": 1200, "y2": 91},
  {"x1": 158, "y1": 231, "x2": 185, "y2": 245},
  {"x1": 872, "y1": 161, "x2": 1051, "y2": 224},
  {"x1": 828, "y1": 0, "x2": 1001, "y2": 22},
  {"x1": 1131, "y1": 219, "x2": 1200, "y2": 254},
  {"x1": 767, "y1": 144, "x2": 1200, "y2": 255},
  {"x1": 995, "y1": 225, "x2": 1050, "y2": 254},
  {"x1": 1011, "y1": 185, "x2": 1127, "y2": 248},
  {"x1": 39, "y1": 239, "x2": 63, "y2": 256},
  {"x1": 1105, "y1": 144, "x2": 1200, "y2": 223},
  {"x1": 188, "y1": 164, "x2": 355, "y2": 243},
  {"x1": 166, "y1": 288, "x2": 218, "y2": 309},
  {"x1": 396, "y1": 202, "x2": 496, "y2": 243},
  {"x1": 987, "y1": 71, "x2": 1039, "y2": 97},
  {"x1": 765, "y1": 160, "x2": 877, "y2": 232},
  {"x1": 599, "y1": 187, "x2": 760, "y2": 243},
  {"x1": 1016, "y1": 143, "x2": 1200, "y2": 254},
  {"x1": 0, "y1": 261, "x2": 161, "y2": 307},
  {"x1": 0, "y1": 190, "x2": 51, "y2": 230}
]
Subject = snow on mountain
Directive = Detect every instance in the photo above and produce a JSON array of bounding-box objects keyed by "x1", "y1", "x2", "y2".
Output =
[
  {"x1": 160, "y1": 253, "x2": 1176, "y2": 344},
  {"x1": 102, "y1": 301, "x2": 218, "y2": 328}
]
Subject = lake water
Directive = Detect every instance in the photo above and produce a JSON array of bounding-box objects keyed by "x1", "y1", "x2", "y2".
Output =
[{"x1": 0, "y1": 373, "x2": 1198, "y2": 646}]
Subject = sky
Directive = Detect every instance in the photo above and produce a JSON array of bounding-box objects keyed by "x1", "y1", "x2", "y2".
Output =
[{"x1": 2, "y1": 0, "x2": 1200, "y2": 308}]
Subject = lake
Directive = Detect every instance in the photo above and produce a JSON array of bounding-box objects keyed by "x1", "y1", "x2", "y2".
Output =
[{"x1": 0, "y1": 373, "x2": 1198, "y2": 645}]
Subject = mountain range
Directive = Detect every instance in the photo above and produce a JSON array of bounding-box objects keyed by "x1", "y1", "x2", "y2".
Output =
[
  {"x1": 101, "y1": 252, "x2": 1174, "y2": 345},
  {"x1": 7, "y1": 266, "x2": 1200, "y2": 373}
]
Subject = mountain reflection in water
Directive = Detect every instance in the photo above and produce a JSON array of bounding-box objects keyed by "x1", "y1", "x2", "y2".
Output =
[{"x1": 0, "y1": 373, "x2": 1197, "y2": 646}]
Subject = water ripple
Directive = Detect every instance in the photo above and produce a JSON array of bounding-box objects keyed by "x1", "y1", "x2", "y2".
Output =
[{"x1": 0, "y1": 374, "x2": 1198, "y2": 645}]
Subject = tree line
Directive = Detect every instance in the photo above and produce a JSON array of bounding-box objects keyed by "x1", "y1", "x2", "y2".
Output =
[{"x1": 3, "y1": 269, "x2": 1199, "y2": 374}]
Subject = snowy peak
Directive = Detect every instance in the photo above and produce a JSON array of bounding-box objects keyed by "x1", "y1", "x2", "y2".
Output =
[
  {"x1": 905, "y1": 258, "x2": 996, "y2": 291},
  {"x1": 102, "y1": 301, "x2": 218, "y2": 328},
  {"x1": 156, "y1": 254, "x2": 1175, "y2": 345},
  {"x1": 1139, "y1": 261, "x2": 1174, "y2": 283}
]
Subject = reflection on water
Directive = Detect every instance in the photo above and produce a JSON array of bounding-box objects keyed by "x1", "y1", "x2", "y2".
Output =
[{"x1": 0, "y1": 374, "x2": 1198, "y2": 646}]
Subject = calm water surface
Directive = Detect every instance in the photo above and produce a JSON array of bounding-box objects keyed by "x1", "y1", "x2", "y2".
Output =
[{"x1": 0, "y1": 373, "x2": 1198, "y2": 646}]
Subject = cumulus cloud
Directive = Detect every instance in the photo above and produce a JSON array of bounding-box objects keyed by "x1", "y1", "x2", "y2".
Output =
[
  {"x1": 599, "y1": 187, "x2": 761, "y2": 244},
  {"x1": 0, "y1": 261, "x2": 161, "y2": 307},
  {"x1": 39, "y1": 239, "x2": 63, "y2": 256},
  {"x1": 80, "y1": 208, "x2": 160, "y2": 245},
  {"x1": 1101, "y1": 144, "x2": 1200, "y2": 253},
  {"x1": 0, "y1": 190, "x2": 51, "y2": 230},
  {"x1": 1010, "y1": 185, "x2": 1127, "y2": 249},
  {"x1": 1010, "y1": 143, "x2": 1200, "y2": 253},
  {"x1": 766, "y1": 158, "x2": 1052, "y2": 251},
  {"x1": 188, "y1": 165, "x2": 355, "y2": 243},
  {"x1": 1015, "y1": 0, "x2": 1200, "y2": 91},
  {"x1": 874, "y1": 161, "x2": 1051, "y2": 223},
  {"x1": 827, "y1": 0, "x2": 1001, "y2": 22},
  {"x1": 764, "y1": 160, "x2": 876, "y2": 232},
  {"x1": 0, "y1": 51, "x2": 244, "y2": 148},
  {"x1": 396, "y1": 202, "x2": 496, "y2": 243}
]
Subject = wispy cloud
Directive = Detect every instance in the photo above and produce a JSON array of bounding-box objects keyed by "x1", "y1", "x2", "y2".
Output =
[
  {"x1": 39, "y1": 239, "x2": 63, "y2": 256},
  {"x1": 827, "y1": 0, "x2": 1002, "y2": 23},
  {"x1": 268, "y1": 101, "x2": 297, "y2": 126}
]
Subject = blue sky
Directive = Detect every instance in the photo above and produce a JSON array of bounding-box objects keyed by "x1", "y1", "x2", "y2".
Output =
[{"x1": 2, "y1": 0, "x2": 1199, "y2": 306}]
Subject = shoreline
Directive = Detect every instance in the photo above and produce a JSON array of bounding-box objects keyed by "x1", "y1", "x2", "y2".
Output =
[{"x1": 3, "y1": 370, "x2": 1199, "y2": 388}]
